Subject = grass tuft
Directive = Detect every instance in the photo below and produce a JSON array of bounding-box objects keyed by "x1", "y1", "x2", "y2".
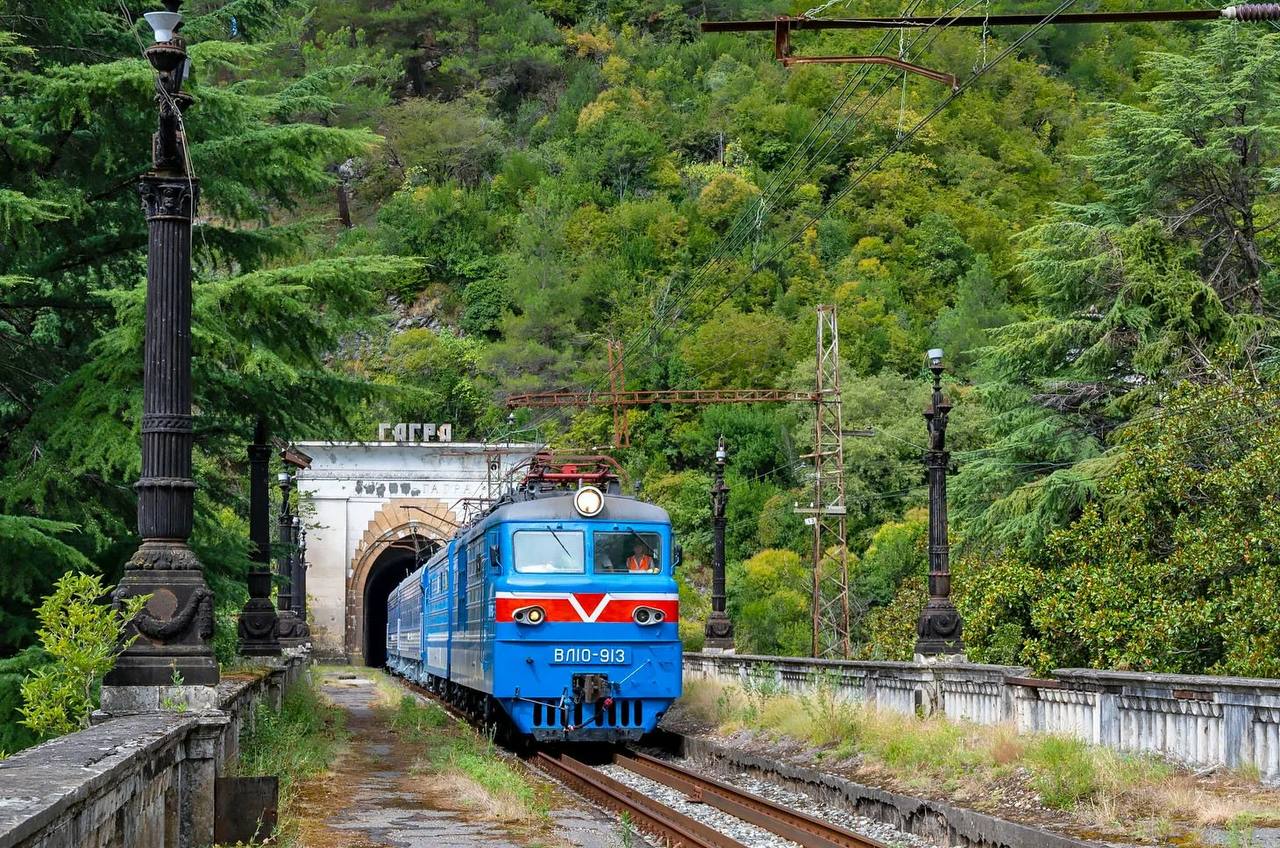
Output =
[
  {"x1": 234, "y1": 671, "x2": 347, "y2": 846},
  {"x1": 1024, "y1": 736, "x2": 1099, "y2": 808},
  {"x1": 381, "y1": 690, "x2": 548, "y2": 826}
]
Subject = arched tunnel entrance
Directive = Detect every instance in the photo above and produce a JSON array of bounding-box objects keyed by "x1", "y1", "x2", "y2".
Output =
[{"x1": 361, "y1": 534, "x2": 439, "y2": 667}]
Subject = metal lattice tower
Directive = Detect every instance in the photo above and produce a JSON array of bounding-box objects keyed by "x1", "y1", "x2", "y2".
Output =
[
  {"x1": 807, "y1": 305, "x2": 851, "y2": 658},
  {"x1": 606, "y1": 339, "x2": 629, "y2": 447}
]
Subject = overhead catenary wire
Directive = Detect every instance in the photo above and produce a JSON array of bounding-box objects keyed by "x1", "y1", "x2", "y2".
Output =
[
  {"x1": 505, "y1": 0, "x2": 978, "y2": 439},
  {"x1": 657, "y1": 1, "x2": 1280, "y2": 380},
  {"x1": 510, "y1": 0, "x2": 1200, "y2": 452},
  {"x1": 587, "y1": 0, "x2": 991, "y2": 393},
  {"x1": 676, "y1": 0, "x2": 1084, "y2": 349},
  {"x1": 651, "y1": 0, "x2": 980, "y2": 310},
  {"x1": 699, "y1": 5, "x2": 1280, "y2": 32}
]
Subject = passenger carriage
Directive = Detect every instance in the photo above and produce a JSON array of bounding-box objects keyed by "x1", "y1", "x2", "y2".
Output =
[{"x1": 386, "y1": 454, "x2": 682, "y2": 742}]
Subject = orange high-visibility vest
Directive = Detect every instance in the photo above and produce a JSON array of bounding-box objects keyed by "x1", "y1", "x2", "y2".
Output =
[{"x1": 627, "y1": 554, "x2": 654, "y2": 572}]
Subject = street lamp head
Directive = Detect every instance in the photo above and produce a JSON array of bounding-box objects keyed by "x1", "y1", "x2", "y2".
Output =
[
  {"x1": 715, "y1": 435, "x2": 727, "y2": 463},
  {"x1": 277, "y1": 471, "x2": 291, "y2": 486},
  {"x1": 143, "y1": 9, "x2": 183, "y2": 43},
  {"x1": 927, "y1": 348, "x2": 944, "y2": 369}
]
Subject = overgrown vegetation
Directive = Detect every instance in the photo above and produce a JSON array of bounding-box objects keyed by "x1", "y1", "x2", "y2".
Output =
[
  {"x1": 236, "y1": 673, "x2": 348, "y2": 846},
  {"x1": 679, "y1": 678, "x2": 1280, "y2": 838},
  {"x1": 383, "y1": 694, "x2": 547, "y2": 825}
]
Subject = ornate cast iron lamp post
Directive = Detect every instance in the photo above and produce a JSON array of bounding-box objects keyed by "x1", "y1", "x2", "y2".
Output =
[
  {"x1": 276, "y1": 471, "x2": 300, "y2": 645},
  {"x1": 103, "y1": 0, "x2": 219, "y2": 704},
  {"x1": 914, "y1": 349, "x2": 965, "y2": 660},
  {"x1": 290, "y1": 516, "x2": 305, "y2": 630},
  {"x1": 704, "y1": 436, "x2": 735, "y2": 652},
  {"x1": 275, "y1": 472, "x2": 304, "y2": 647},
  {"x1": 238, "y1": 419, "x2": 281, "y2": 655},
  {"x1": 294, "y1": 524, "x2": 309, "y2": 628}
]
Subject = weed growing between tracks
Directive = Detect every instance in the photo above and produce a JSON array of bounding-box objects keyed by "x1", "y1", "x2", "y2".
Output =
[
  {"x1": 232, "y1": 670, "x2": 349, "y2": 847},
  {"x1": 677, "y1": 678, "x2": 1280, "y2": 844},
  {"x1": 380, "y1": 691, "x2": 552, "y2": 828}
]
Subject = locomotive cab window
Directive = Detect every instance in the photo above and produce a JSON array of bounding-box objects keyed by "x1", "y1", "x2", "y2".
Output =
[
  {"x1": 513, "y1": 530, "x2": 585, "y2": 573},
  {"x1": 594, "y1": 531, "x2": 662, "y2": 574}
]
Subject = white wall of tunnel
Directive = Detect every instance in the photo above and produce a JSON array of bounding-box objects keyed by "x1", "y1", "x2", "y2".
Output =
[{"x1": 294, "y1": 440, "x2": 537, "y2": 663}]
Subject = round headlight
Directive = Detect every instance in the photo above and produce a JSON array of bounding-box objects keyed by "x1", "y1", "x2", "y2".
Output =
[
  {"x1": 513, "y1": 605, "x2": 546, "y2": 625},
  {"x1": 574, "y1": 485, "x2": 605, "y2": 517}
]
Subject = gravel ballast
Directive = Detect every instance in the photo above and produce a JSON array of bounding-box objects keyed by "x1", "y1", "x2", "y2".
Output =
[{"x1": 598, "y1": 761, "x2": 940, "y2": 848}]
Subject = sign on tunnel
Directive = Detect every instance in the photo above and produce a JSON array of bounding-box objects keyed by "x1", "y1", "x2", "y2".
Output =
[{"x1": 377, "y1": 422, "x2": 453, "y2": 442}]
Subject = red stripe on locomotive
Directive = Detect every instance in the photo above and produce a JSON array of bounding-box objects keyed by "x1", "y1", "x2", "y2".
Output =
[{"x1": 495, "y1": 596, "x2": 679, "y2": 623}]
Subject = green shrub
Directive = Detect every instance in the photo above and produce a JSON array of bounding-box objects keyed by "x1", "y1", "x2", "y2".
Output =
[{"x1": 19, "y1": 573, "x2": 147, "y2": 739}]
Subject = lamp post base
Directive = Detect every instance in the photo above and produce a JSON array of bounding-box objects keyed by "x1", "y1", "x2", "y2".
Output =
[
  {"x1": 238, "y1": 597, "x2": 282, "y2": 656},
  {"x1": 104, "y1": 560, "x2": 219, "y2": 688},
  {"x1": 276, "y1": 610, "x2": 310, "y2": 649},
  {"x1": 914, "y1": 597, "x2": 964, "y2": 662},
  {"x1": 703, "y1": 612, "x2": 735, "y2": 654}
]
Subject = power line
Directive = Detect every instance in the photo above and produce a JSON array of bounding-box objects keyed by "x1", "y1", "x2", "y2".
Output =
[
  {"x1": 510, "y1": 0, "x2": 988, "y2": 438},
  {"x1": 700, "y1": 6, "x2": 1275, "y2": 32},
  {"x1": 589, "y1": 0, "x2": 991, "y2": 398}
]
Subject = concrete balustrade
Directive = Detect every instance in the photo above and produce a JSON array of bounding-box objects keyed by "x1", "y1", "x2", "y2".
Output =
[
  {"x1": 0, "y1": 655, "x2": 307, "y2": 848},
  {"x1": 684, "y1": 653, "x2": 1280, "y2": 781}
]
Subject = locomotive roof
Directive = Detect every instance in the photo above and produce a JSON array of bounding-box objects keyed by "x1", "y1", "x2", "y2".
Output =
[{"x1": 486, "y1": 493, "x2": 670, "y2": 525}]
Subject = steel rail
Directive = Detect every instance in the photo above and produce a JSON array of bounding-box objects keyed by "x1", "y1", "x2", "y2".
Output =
[
  {"x1": 505, "y1": 388, "x2": 818, "y2": 409},
  {"x1": 533, "y1": 751, "x2": 749, "y2": 848},
  {"x1": 701, "y1": 8, "x2": 1230, "y2": 31},
  {"x1": 616, "y1": 751, "x2": 891, "y2": 848}
]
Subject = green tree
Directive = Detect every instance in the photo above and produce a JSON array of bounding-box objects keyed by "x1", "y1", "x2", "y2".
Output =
[
  {"x1": 958, "y1": 381, "x2": 1280, "y2": 676},
  {"x1": 680, "y1": 308, "x2": 790, "y2": 389},
  {"x1": 728, "y1": 549, "x2": 811, "y2": 657},
  {"x1": 0, "y1": 516, "x2": 93, "y2": 650},
  {"x1": 955, "y1": 27, "x2": 1280, "y2": 552},
  {"x1": 382, "y1": 94, "x2": 506, "y2": 185}
]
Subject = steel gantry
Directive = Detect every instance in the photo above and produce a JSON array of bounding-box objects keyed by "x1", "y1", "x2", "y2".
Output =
[{"x1": 505, "y1": 384, "x2": 818, "y2": 447}]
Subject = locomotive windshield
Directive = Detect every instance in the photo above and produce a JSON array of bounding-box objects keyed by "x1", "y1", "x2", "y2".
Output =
[
  {"x1": 594, "y1": 531, "x2": 662, "y2": 574},
  {"x1": 513, "y1": 529, "x2": 584, "y2": 573}
]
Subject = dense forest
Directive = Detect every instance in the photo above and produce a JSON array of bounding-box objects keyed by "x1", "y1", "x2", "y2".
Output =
[{"x1": 3, "y1": 0, "x2": 1280, "y2": 749}]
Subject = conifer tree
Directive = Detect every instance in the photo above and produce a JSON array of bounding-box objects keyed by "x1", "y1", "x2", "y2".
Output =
[
  {"x1": 0, "y1": 0, "x2": 413, "y2": 664},
  {"x1": 953, "y1": 25, "x2": 1280, "y2": 552}
]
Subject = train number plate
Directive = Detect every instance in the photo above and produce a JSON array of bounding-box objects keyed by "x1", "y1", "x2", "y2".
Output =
[{"x1": 552, "y1": 647, "x2": 628, "y2": 664}]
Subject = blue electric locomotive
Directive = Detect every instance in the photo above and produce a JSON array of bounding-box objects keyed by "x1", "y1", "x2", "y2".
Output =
[{"x1": 385, "y1": 454, "x2": 682, "y2": 741}]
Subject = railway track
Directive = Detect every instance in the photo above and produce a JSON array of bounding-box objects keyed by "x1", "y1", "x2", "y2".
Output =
[
  {"x1": 393, "y1": 674, "x2": 886, "y2": 848},
  {"x1": 535, "y1": 751, "x2": 747, "y2": 848},
  {"x1": 534, "y1": 748, "x2": 890, "y2": 848}
]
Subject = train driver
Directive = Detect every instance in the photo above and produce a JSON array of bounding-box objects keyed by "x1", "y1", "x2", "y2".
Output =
[{"x1": 626, "y1": 540, "x2": 656, "y2": 573}]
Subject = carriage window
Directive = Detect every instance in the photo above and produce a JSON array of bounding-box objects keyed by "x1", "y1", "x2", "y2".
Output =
[
  {"x1": 513, "y1": 530, "x2": 584, "y2": 574},
  {"x1": 594, "y1": 531, "x2": 662, "y2": 574}
]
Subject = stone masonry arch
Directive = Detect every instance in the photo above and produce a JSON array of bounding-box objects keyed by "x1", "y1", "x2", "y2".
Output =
[{"x1": 346, "y1": 498, "x2": 458, "y2": 661}]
